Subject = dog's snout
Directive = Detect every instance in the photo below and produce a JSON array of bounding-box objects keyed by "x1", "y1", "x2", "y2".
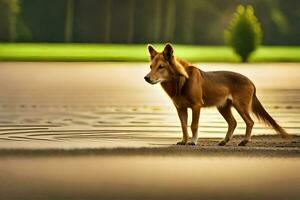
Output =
[{"x1": 144, "y1": 76, "x2": 151, "y2": 82}]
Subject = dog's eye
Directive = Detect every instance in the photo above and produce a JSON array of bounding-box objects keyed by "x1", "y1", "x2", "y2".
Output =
[
  {"x1": 158, "y1": 65, "x2": 164, "y2": 69},
  {"x1": 150, "y1": 65, "x2": 152, "y2": 69}
]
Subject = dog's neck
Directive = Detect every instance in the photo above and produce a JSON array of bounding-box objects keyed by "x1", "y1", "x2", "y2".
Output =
[
  {"x1": 160, "y1": 57, "x2": 190, "y2": 97},
  {"x1": 161, "y1": 75, "x2": 187, "y2": 98}
]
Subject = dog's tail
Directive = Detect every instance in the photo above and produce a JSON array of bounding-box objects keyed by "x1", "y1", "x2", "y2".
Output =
[{"x1": 252, "y1": 91, "x2": 290, "y2": 138}]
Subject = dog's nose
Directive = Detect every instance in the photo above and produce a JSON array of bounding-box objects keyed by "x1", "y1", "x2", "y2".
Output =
[{"x1": 144, "y1": 76, "x2": 150, "y2": 82}]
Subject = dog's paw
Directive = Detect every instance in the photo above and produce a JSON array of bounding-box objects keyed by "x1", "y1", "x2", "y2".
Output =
[
  {"x1": 218, "y1": 140, "x2": 227, "y2": 146},
  {"x1": 176, "y1": 141, "x2": 187, "y2": 145},
  {"x1": 187, "y1": 141, "x2": 196, "y2": 146},
  {"x1": 238, "y1": 140, "x2": 249, "y2": 146}
]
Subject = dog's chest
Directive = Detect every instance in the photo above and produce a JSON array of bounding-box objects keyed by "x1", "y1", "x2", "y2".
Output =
[{"x1": 172, "y1": 96, "x2": 191, "y2": 108}]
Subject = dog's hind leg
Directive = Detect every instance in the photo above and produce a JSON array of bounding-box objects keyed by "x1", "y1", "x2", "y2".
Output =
[
  {"x1": 233, "y1": 102, "x2": 254, "y2": 146},
  {"x1": 176, "y1": 107, "x2": 188, "y2": 145},
  {"x1": 188, "y1": 104, "x2": 201, "y2": 145},
  {"x1": 217, "y1": 100, "x2": 237, "y2": 146}
]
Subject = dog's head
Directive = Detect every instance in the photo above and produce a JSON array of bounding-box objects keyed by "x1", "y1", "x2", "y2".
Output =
[{"x1": 144, "y1": 43, "x2": 188, "y2": 85}]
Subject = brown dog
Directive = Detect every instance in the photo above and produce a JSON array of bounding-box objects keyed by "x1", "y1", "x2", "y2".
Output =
[{"x1": 144, "y1": 43, "x2": 289, "y2": 146}]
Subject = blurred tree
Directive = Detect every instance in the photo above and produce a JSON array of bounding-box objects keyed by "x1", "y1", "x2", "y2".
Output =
[
  {"x1": 5, "y1": 0, "x2": 300, "y2": 44},
  {"x1": 173, "y1": 0, "x2": 195, "y2": 44},
  {"x1": 73, "y1": 0, "x2": 104, "y2": 42},
  {"x1": 15, "y1": 17, "x2": 32, "y2": 41},
  {"x1": 0, "y1": 0, "x2": 19, "y2": 42},
  {"x1": 110, "y1": 0, "x2": 135, "y2": 43},
  {"x1": 162, "y1": 0, "x2": 176, "y2": 42},
  {"x1": 127, "y1": 0, "x2": 135, "y2": 43},
  {"x1": 133, "y1": 1, "x2": 152, "y2": 43},
  {"x1": 253, "y1": 0, "x2": 286, "y2": 45},
  {"x1": 104, "y1": 0, "x2": 111, "y2": 43},
  {"x1": 224, "y1": 5, "x2": 263, "y2": 62},
  {"x1": 194, "y1": 0, "x2": 223, "y2": 44},
  {"x1": 15, "y1": 0, "x2": 32, "y2": 41},
  {"x1": 153, "y1": 0, "x2": 161, "y2": 42},
  {"x1": 20, "y1": 0, "x2": 65, "y2": 42},
  {"x1": 64, "y1": 0, "x2": 74, "y2": 42},
  {"x1": 277, "y1": 0, "x2": 300, "y2": 45},
  {"x1": 182, "y1": 0, "x2": 194, "y2": 43}
]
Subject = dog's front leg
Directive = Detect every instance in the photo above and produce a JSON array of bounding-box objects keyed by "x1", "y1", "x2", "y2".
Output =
[
  {"x1": 189, "y1": 105, "x2": 201, "y2": 145},
  {"x1": 176, "y1": 107, "x2": 188, "y2": 145}
]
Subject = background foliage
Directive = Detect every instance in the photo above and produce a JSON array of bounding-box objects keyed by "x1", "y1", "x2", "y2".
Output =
[
  {"x1": 0, "y1": 0, "x2": 299, "y2": 45},
  {"x1": 225, "y1": 5, "x2": 263, "y2": 62}
]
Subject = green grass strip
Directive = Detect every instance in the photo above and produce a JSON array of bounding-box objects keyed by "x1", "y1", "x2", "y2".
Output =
[{"x1": 0, "y1": 43, "x2": 299, "y2": 62}]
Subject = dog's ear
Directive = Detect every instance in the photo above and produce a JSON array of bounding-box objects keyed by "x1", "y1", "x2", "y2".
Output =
[
  {"x1": 163, "y1": 43, "x2": 174, "y2": 62},
  {"x1": 147, "y1": 44, "x2": 157, "y2": 60}
]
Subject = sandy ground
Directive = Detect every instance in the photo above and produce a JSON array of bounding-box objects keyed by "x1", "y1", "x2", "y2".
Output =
[
  {"x1": 1, "y1": 135, "x2": 299, "y2": 157},
  {"x1": 1, "y1": 136, "x2": 300, "y2": 200},
  {"x1": 0, "y1": 62, "x2": 299, "y2": 150},
  {"x1": 0, "y1": 63, "x2": 299, "y2": 199}
]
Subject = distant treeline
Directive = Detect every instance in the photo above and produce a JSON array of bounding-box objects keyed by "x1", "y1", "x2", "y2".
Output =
[{"x1": 1, "y1": 0, "x2": 300, "y2": 45}]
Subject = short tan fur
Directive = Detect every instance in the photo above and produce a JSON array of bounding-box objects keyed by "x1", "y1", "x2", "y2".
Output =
[{"x1": 144, "y1": 44, "x2": 289, "y2": 146}]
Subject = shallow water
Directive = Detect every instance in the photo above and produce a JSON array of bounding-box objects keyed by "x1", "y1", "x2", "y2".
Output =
[{"x1": 0, "y1": 62, "x2": 299, "y2": 149}]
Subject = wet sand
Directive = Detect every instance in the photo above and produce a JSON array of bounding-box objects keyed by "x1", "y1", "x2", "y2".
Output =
[
  {"x1": 0, "y1": 62, "x2": 300, "y2": 150},
  {"x1": 1, "y1": 144, "x2": 300, "y2": 200},
  {"x1": 0, "y1": 62, "x2": 299, "y2": 199},
  {"x1": 1, "y1": 135, "x2": 300, "y2": 200}
]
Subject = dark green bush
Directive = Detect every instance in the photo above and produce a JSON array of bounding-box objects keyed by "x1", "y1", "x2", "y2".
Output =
[{"x1": 225, "y1": 5, "x2": 262, "y2": 62}]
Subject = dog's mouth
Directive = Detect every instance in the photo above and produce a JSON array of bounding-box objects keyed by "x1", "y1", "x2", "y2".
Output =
[
  {"x1": 146, "y1": 79, "x2": 162, "y2": 85},
  {"x1": 147, "y1": 79, "x2": 160, "y2": 85},
  {"x1": 144, "y1": 76, "x2": 161, "y2": 84}
]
